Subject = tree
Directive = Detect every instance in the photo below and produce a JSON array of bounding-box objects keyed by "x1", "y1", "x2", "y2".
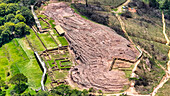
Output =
[
  {"x1": 9, "y1": 73, "x2": 28, "y2": 94},
  {"x1": 4, "y1": 0, "x2": 20, "y2": 3},
  {"x1": 0, "y1": 3, "x2": 7, "y2": 16},
  {"x1": 15, "y1": 14, "x2": 26, "y2": 22},
  {"x1": 20, "y1": 7, "x2": 34, "y2": 24},
  {"x1": 98, "y1": 90, "x2": 103, "y2": 96},
  {"x1": 9, "y1": 73, "x2": 28, "y2": 86},
  {"x1": 5, "y1": 14, "x2": 15, "y2": 22},
  {"x1": 0, "y1": 36, "x2": 2, "y2": 46},
  {"x1": 0, "y1": 17, "x2": 5, "y2": 26},
  {"x1": 35, "y1": 91, "x2": 48, "y2": 96},
  {"x1": 4, "y1": 22, "x2": 15, "y2": 32},
  {"x1": 1, "y1": 29, "x2": 10, "y2": 42},
  {"x1": 0, "y1": 78, "x2": 6, "y2": 96},
  {"x1": 15, "y1": 22, "x2": 30, "y2": 36},
  {"x1": 0, "y1": 26, "x2": 5, "y2": 35},
  {"x1": 6, "y1": 3, "x2": 19, "y2": 14},
  {"x1": 149, "y1": 0, "x2": 159, "y2": 8},
  {"x1": 85, "y1": 0, "x2": 88, "y2": 7},
  {"x1": 82, "y1": 89, "x2": 89, "y2": 96},
  {"x1": 0, "y1": 78, "x2": 5, "y2": 90}
]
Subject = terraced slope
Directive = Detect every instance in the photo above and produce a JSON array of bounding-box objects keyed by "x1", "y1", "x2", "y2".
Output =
[{"x1": 44, "y1": 2, "x2": 140, "y2": 92}]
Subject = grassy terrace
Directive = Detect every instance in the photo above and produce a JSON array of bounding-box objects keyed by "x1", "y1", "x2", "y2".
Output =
[
  {"x1": 26, "y1": 29, "x2": 45, "y2": 51},
  {"x1": 0, "y1": 27, "x2": 56, "y2": 95},
  {"x1": 39, "y1": 18, "x2": 49, "y2": 29},
  {"x1": 49, "y1": 19, "x2": 56, "y2": 28},
  {"x1": 0, "y1": 39, "x2": 42, "y2": 91},
  {"x1": 37, "y1": 32, "x2": 58, "y2": 49}
]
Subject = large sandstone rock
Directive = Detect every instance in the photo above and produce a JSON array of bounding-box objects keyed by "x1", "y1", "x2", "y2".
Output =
[{"x1": 44, "y1": 2, "x2": 139, "y2": 92}]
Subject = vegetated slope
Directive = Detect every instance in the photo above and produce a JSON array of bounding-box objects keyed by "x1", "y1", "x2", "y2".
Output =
[
  {"x1": 70, "y1": 0, "x2": 170, "y2": 95},
  {"x1": 120, "y1": 0, "x2": 170, "y2": 94},
  {"x1": 0, "y1": 38, "x2": 42, "y2": 91},
  {"x1": 44, "y1": 2, "x2": 140, "y2": 92},
  {"x1": 88, "y1": 0, "x2": 126, "y2": 7},
  {"x1": 156, "y1": 74, "x2": 170, "y2": 96}
]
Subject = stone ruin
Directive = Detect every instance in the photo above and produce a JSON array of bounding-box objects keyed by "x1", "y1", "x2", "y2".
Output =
[{"x1": 44, "y1": 2, "x2": 140, "y2": 92}]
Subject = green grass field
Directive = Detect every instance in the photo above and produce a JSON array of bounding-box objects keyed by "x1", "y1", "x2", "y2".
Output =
[
  {"x1": 58, "y1": 36, "x2": 69, "y2": 46},
  {"x1": 0, "y1": 39, "x2": 42, "y2": 90},
  {"x1": 26, "y1": 29, "x2": 45, "y2": 51},
  {"x1": 38, "y1": 32, "x2": 58, "y2": 49},
  {"x1": 0, "y1": 28, "x2": 56, "y2": 95},
  {"x1": 50, "y1": 29, "x2": 69, "y2": 46},
  {"x1": 53, "y1": 70, "x2": 68, "y2": 80},
  {"x1": 49, "y1": 30, "x2": 61, "y2": 45},
  {"x1": 37, "y1": 14, "x2": 47, "y2": 19},
  {"x1": 39, "y1": 19, "x2": 49, "y2": 29},
  {"x1": 55, "y1": 59, "x2": 72, "y2": 69},
  {"x1": 49, "y1": 19, "x2": 56, "y2": 28}
]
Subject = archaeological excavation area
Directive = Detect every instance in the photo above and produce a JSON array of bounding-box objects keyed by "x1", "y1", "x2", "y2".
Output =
[{"x1": 43, "y1": 2, "x2": 140, "y2": 92}]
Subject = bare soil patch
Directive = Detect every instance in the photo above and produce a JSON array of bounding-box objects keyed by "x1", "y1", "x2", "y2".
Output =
[{"x1": 44, "y1": 2, "x2": 139, "y2": 92}]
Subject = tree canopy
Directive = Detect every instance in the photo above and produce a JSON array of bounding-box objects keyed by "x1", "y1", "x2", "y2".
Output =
[
  {"x1": 9, "y1": 73, "x2": 28, "y2": 86},
  {"x1": 0, "y1": 1, "x2": 33, "y2": 46}
]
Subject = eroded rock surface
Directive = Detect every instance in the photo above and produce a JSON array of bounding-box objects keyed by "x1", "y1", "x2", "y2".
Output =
[{"x1": 44, "y1": 2, "x2": 139, "y2": 92}]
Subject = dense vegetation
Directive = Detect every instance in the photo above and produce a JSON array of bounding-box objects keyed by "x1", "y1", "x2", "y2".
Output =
[
  {"x1": 142, "y1": 0, "x2": 170, "y2": 19},
  {"x1": 88, "y1": 0, "x2": 126, "y2": 7},
  {"x1": 0, "y1": 1, "x2": 34, "y2": 46},
  {"x1": 35, "y1": 84, "x2": 90, "y2": 96}
]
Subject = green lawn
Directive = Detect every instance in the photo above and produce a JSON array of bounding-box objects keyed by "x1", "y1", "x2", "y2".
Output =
[
  {"x1": 49, "y1": 19, "x2": 56, "y2": 28},
  {"x1": 50, "y1": 29, "x2": 69, "y2": 46},
  {"x1": 0, "y1": 35, "x2": 53, "y2": 95},
  {"x1": 38, "y1": 32, "x2": 58, "y2": 49},
  {"x1": 0, "y1": 39, "x2": 42, "y2": 89},
  {"x1": 58, "y1": 36, "x2": 69, "y2": 46},
  {"x1": 55, "y1": 59, "x2": 72, "y2": 69},
  {"x1": 53, "y1": 70, "x2": 68, "y2": 80},
  {"x1": 37, "y1": 14, "x2": 47, "y2": 19},
  {"x1": 61, "y1": 61, "x2": 72, "y2": 66},
  {"x1": 16, "y1": 38, "x2": 34, "y2": 59},
  {"x1": 39, "y1": 19, "x2": 49, "y2": 29},
  {"x1": 26, "y1": 29, "x2": 45, "y2": 51}
]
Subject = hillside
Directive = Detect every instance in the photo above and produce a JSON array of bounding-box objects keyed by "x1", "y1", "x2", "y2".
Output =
[
  {"x1": 44, "y1": 2, "x2": 140, "y2": 92},
  {"x1": 0, "y1": 0, "x2": 170, "y2": 96}
]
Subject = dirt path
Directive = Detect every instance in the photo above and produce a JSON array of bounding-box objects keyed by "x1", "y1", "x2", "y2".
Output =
[
  {"x1": 116, "y1": 13, "x2": 135, "y2": 46},
  {"x1": 112, "y1": 0, "x2": 143, "y2": 95},
  {"x1": 151, "y1": 12, "x2": 170, "y2": 96},
  {"x1": 162, "y1": 12, "x2": 170, "y2": 46}
]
